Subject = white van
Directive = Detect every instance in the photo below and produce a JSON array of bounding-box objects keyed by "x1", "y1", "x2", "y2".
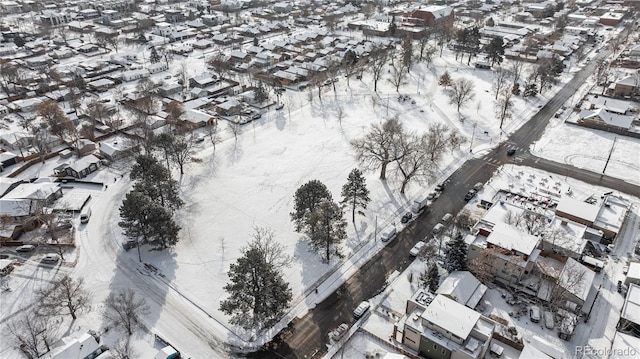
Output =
[
  {"x1": 80, "y1": 208, "x2": 92, "y2": 224},
  {"x1": 380, "y1": 227, "x2": 396, "y2": 242},
  {"x1": 353, "y1": 301, "x2": 370, "y2": 318},
  {"x1": 432, "y1": 223, "x2": 444, "y2": 234}
]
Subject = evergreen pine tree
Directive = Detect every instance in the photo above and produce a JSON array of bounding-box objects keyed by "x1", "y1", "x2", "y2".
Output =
[
  {"x1": 220, "y1": 247, "x2": 292, "y2": 330},
  {"x1": 426, "y1": 262, "x2": 440, "y2": 292},
  {"x1": 290, "y1": 180, "x2": 332, "y2": 232},
  {"x1": 444, "y1": 234, "x2": 468, "y2": 272},
  {"x1": 438, "y1": 71, "x2": 453, "y2": 88},
  {"x1": 149, "y1": 46, "x2": 161, "y2": 64},
  {"x1": 306, "y1": 200, "x2": 347, "y2": 262},
  {"x1": 340, "y1": 168, "x2": 370, "y2": 222},
  {"x1": 524, "y1": 83, "x2": 538, "y2": 97}
]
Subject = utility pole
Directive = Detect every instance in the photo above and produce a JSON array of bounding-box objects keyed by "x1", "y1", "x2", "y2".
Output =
[{"x1": 602, "y1": 137, "x2": 617, "y2": 174}]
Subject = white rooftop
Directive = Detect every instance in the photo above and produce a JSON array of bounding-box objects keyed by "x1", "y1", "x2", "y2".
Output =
[
  {"x1": 621, "y1": 283, "x2": 640, "y2": 325},
  {"x1": 627, "y1": 262, "x2": 640, "y2": 280},
  {"x1": 556, "y1": 196, "x2": 599, "y2": 222},
  {"x1": 610, "y1": 331, "x2": 640, "y2": 359},
  {"x1": 436, "y1": 271, "x2": 487, "y2": 309},
  {"x1": 486, "y1": 222, "x2": 539, "y2": 256},
  {"x1": 421, "y1": 294, "x2": 481, "y2": 340},
  {"x1": 3, "y1": 182, "x2": 60, "y2": 200}
]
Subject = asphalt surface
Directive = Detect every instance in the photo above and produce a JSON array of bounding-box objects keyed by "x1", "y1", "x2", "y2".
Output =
[{"x1": 248, "y1": 30, "x2": 640, "y2": 359}]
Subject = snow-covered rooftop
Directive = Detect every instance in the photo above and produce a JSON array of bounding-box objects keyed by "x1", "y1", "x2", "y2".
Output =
[
  {"x1": 621, "y1": 283, "x2": 640, "y2": 325},
  {"x1": 486, "y1": 222, "x2": 540, "y2": 256},
  {"x1": 556, "y1": 196, "x2": 599, "y2": 223},
  {"x1": 436, "y1": 271, "x2": 487, "y2": 309},
  {"x1": 421, "y1": 294, "x2": 481, "y2": 340}
]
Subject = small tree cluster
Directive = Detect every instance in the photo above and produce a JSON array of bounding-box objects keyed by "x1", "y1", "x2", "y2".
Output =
[
  {"x1": 290, "y1": 180, "x2": 347, "y2": 262},
  {"x1": 119, "y1": 155, "x2": 182, "y2": 257},
  {"x1": 444, "y1": 234, "x2": 468, "y2": 272},
  {"x1": 351, "y1": 118, "x2": 464, "y2": 193}
]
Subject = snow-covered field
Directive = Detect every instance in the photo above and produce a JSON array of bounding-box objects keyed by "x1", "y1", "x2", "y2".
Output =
[{"x1": 2, "y1": 22, "x2": 639, "y2": 358}]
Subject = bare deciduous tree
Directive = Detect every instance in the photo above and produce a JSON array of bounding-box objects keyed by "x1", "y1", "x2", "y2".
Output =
[
  {"x1": 449, "y1": 78, "x2": 476, "y2": 112},
  {"x1": 6, "y1": 311, "x2": 57, "y2": 358},
  {"x1": 495, "y1": 86, "x2": 514, "y2": 129},
  {"x1": 492, "y1": 67, "x2": 510, "y2": 100},
  {"x1": 247, "y1": 226, "x2": 292, "y2": 270},
  {"x1": 37, "y1": 276, "x2": 90, "y2": 320},
  {"x1": 111, "y1": 336, "x2": 138, "y2": 359},
  {"x1": 170, "y1": 135, "x2": 193, "y2": 176},
  {"x1": 508, "y1": 60, "x2": 525, "y2": 86},
  {"x1": 369, "y1": 48, "x2": 388, "y2": 92},
  {"x1": 388, "y1": 58, "x2": 407, "y2": 92},
  {"x1": 351, "y1": 117, "x2": 404, "y2": 180},
  {"x1": 103, "y1": 289, "x2": 150, "y2": 336},
  {"x1": 227, "y1": 121, "x2": 242, "y2": 144}
]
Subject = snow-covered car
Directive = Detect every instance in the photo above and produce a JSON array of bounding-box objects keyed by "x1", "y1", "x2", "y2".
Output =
[
  {"x1": 42, "y1": 253, "x2": 59, "y2": 263},
  {"x1": 473, "y1": 182, "x2": 484, "y2": 191},
  {"x1": 441, "y1": 213, "x2": 453, "y2": 223},
  {"x1": 16, "y1": 245, "x2": 35, "y2": 253},
  {"x1": 409, "y1": 241, "x2": 426, "y2": 257},
  {"x1": 329, "y1": 323, "x2": 349, "y2": 341},
  {"x1": 544, "y1": 311, "x2": 555, "y2": 329},
  {"x1": 529, "y1": 305, "x2": 541, "y2": 323},
  {"x1": 353, "y1": 301, "x2": 370, "y2": 318}
]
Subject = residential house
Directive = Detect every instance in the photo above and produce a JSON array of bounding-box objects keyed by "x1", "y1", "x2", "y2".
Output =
[
  {"x1": 435, "y1": 271, "x2": 487, "y2": 310},
  {"x1": 610, "y1": 75, "x2": 638, "y2": 97},
  {"x1": 216, "y1": 97, "x2": 242, "y2": 116},
  {"x1": 99, "y1": 136, "x2": 138, "y2": 160},
  {"x1": 0, "y1": 177, "x2": 22, "y2": 198},
  {"x1": 60, "y1": 154, "x2": 101, "y2": 179},
  {"x1": 624, "y1": 262, "x2": 640, "y2": 287},
  {"x1": 467, "y1": 221, "x2": 541, "y2": 285},
  {"x1": 400, "y1": 293, "x2": 495, "y2": 359},
  {"x1": 617, "y1": 283, "x2": 640, "y2": 340},
  {"x1": 0, "y1": 151, "x2": 19, "y2": 171},
  {"x1": 148, "y1": 62, "x2": 169, "y2": 74},
  {"x1": 121, "y1": 69, "x2": 150, "y2": 82},
  {"x1": 42, "y1": 332, "x2": 105, "y2": 359}
]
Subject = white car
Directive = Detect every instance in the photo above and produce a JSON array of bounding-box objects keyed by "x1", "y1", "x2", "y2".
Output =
[
  {"x1": 441, "y1": 213, "x2": 453, "y2": 223},
  {"x1": 410, "y1": 241, "x2": 426, "y2": 257},
  {"x1": 353, "y1": 301, "x2": 370, "y2": 318},
  {"x1": 42, "y1": 253, "x2": 59, "y2": 263}
]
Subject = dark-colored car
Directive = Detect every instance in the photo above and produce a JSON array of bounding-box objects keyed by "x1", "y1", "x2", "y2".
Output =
[
  {"x1": 618, "y1": 280, "x2": 623, "y2": 293},
  {"x1": 434, "y1": 184, "x2": 445, "y2": 192},
  {"x1": 507, "y1": 149, "x2": 516, "y2": 156},
  {"x1": 464, "y1": 189, "x2": 477, "y2": 202},
  {"x1": 401, "y1": 212, "x2": 413, "y2": 223}
]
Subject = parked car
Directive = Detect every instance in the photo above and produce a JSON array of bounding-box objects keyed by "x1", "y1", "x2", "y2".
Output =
[
  {"x1": 80, "y1": 208, "x2": 91, "y2": 224},
  {"x1": 432, "y1": 223, "x2": 444, "y2": 234},
  {"x1": 473, "y1": 182, "x2": 484, "y2": 191},
  {"x1": 329, "y1": 323, "x2": 349, "y2": 341},
  {"x1": 464, "y1": 189, "x2": 477, "y2": 201},
  {"x1": 251, "y1": 113, "x2": 262, "y2": 120},
  {"x1": 275, "y1": 103, "x2": 284, "y2": 110},
  {"x1": 400, "y1": 212, "x2": 413, "y2": 224},
  {"x1": 16, "y1": 245, "x2": 35, "y2": 253},
  {"x1": 353, "y1": 301, "x2": 371, "y2": 318},
  {"x1": 507, "y1": 149, "x2": 516, "y2": 156},
  {"x1": 409, "y1": 241, "x2": 426, "y2": 257},
  {"x1": 426, "y1": 192, "x2": 438, "y2": 201},
  {"x1": 544, "y1": 311, "x2": 555, "y2": 329},
  {"x1": 618, "y1": 280, "x2": 623, "y2": 293},
  {"x1": 441, "y1": 213, "x2": 453, "y2": 223},
  {"x1": 529, "y1": 305, "x2": 541, "y2": 323},
  {"x1": 434, "y1": 184, "x2": 445, "y2": 192},
  {"x1": 42, "y1": 253, "x2": 60, "y2": 263},
  {"x1": 380, "y1": 227, "x2": 396, "y2": 242}
]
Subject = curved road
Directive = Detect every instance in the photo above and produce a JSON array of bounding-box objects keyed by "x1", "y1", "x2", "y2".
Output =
[{"x1": 251, "y1": 30, "x2": 640, "y2": 359}]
